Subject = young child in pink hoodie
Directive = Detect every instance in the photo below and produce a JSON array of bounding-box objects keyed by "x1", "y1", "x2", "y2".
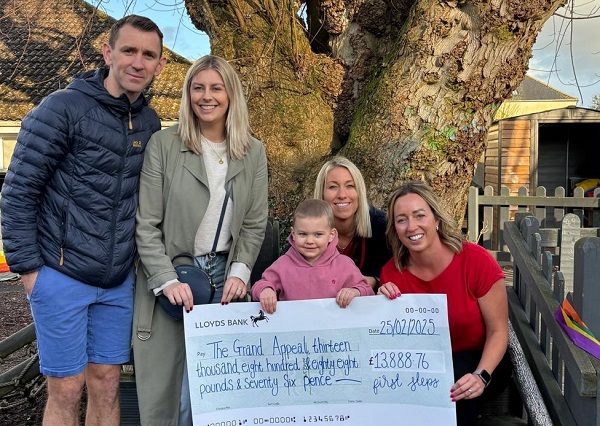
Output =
[{"x1": 251, "y1": 199, "x2": 374, "y2": 313}]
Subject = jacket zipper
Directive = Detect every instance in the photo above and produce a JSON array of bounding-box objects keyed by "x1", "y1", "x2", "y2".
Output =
[
  {"x1": 104, "y1": 114, "x2": 129, "y2": 286},
  {"x1": 59, "y1": 199, "x2": 69, "y2": 266}
]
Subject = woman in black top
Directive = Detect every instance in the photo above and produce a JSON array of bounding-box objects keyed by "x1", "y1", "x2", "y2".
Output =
[{"x1": 314, "y1": 156, "x2": 392, "y2": 290}]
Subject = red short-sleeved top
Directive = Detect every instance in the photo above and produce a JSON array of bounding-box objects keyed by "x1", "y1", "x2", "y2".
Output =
[{"x1": 380, "y1": 242, "x2": 505, "y2": 352}]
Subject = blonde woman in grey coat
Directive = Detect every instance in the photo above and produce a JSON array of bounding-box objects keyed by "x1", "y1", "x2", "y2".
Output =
[{"x1": 133, "y1": 55, "x2": 268, "y2": 426}]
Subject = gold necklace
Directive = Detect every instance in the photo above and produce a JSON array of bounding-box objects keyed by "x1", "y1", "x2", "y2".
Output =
[
  {"x1": 201, "y1": 136, "x2": 226, "y2": 165},
  {"x1": 337, "y1": 234, "x2": 354, "y2": 252}
]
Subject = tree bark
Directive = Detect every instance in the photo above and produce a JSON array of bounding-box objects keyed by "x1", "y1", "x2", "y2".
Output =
[{"x1": 185, "y1": 0, "x2": 566, "y2": 224}]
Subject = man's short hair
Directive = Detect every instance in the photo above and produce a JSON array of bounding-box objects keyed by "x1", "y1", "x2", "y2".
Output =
[
  {"x1": 108, "y1": 15, "x2": 164, "y2": 55},
  {"x1": 293, "y1": 199, "x2": 334, "y2": 228}
]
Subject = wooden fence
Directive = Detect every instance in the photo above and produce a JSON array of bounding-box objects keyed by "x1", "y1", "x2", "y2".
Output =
[
  {"x1": 505, "y1": 214, "x2": 600, "y2": 426},
  {"x1": 467, "y1": 186, "x2": 600, "y2": 269}
]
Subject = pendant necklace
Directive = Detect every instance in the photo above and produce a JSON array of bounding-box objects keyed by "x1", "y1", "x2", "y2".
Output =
[
  {"x1": 202, "y1": 135, "x2": 226, "y2": 164},
  {"x1": 337, "y1": 234, "x2": 354, "y2": 252}
]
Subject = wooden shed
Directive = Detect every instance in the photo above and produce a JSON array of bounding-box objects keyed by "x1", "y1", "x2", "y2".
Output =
[{"x1": 482, "y1": 106, "x2": 600, "y2": 196}]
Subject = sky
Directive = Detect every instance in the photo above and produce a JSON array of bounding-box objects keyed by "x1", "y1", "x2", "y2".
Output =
[
  {"x1": 88, "y1": 0, "x2": 211, "y2": 60},
  {"x1": 88, "y1": 0, "x2": 600, "y2": 107},
  {"x1": 528, "y1": 1, "x2": 600, "y2": 107}
]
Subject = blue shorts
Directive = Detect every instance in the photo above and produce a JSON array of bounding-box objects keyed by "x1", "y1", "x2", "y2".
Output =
[{"x1": 28, "y1": 266, "x2": 134, "y2": 377}]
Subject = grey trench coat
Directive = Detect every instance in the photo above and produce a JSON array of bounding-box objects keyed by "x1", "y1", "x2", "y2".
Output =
[{"x1": 132, "y1": 125, "x2": 268, "y2": 425}]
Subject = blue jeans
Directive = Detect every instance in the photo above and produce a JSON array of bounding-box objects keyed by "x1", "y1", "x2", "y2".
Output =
[
  {"x1": 193, "y1": 252, "x2": 227, "y2": 302},
  {"x1": 180, "y1": 253, "x2": 227, "y2": 425}
]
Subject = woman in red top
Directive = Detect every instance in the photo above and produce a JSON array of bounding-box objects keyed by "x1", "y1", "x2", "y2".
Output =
[{"x1": 378, "y1": 181, "x2": 510, "y2": 426}]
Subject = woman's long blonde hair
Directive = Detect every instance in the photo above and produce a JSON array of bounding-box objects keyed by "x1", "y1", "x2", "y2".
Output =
[
  {"x1": 177, "y1": 55, "x2": 251, "y2": 160},
  {"x1": 314, "y1": 156, "x2": 372, "y2": 238},
  {"x1": 386, "y1": 181, "x2": 464, "y2": 271}
]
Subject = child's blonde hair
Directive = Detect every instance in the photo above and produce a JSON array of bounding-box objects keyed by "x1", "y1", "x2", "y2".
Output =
[{"x1": 293, "y1": 199, "x2": 334, "y2": 228}]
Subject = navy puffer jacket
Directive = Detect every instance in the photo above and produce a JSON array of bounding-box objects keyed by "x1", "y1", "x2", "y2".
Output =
[{"x1": 1, "y1": 68, "x2": 161, "y2": 288}]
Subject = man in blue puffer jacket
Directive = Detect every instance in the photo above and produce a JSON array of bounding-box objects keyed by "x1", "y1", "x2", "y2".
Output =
[{"x1": 0, "y1": 15, "x2": 166, "y2": 425}]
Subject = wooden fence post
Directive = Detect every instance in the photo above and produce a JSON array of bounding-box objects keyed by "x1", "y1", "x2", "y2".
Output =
[
  {"x1": 554, "y1": 186, "x2": 566, "y2": 227},
  {"x1": 520, "y1": 215, "x2": 540, "y2": 254},
  {"x1": 552, "y1": 271, "x2": 565, "y2": 386},
  {"x1": 560, "y1": 214, "x2": 582, "y2": 295},
  {"x1": 499, "y1": 186, "x2": 511, "y2": 251},
  {"x1": 573, "y1": 237, "x2": 600, "y2": 338},
  {"x1": 535, "y1": 186, "x2": 547, "y2": 226},
  {"x1": 468, "y1": 186, "x2": 479, "y2": 244},
  {"x1": 483, "y1": 186, "x2": 494, "y2": 249},
  {"x1": 573, "y1": 187, "x2": 585, "y2": 224},
  {"x1": 520, "y1": 216, "x2": 540, "y2": 330}
]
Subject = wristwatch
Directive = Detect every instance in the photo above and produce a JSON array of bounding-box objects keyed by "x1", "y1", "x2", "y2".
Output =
[{"x1": 473, "y1": 369, "x2": 491, "y2": 387}]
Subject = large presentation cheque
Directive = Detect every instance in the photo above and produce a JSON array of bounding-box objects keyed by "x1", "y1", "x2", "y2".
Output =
[{"x1": 184, "y1": 294, "x2": 456, "y2": 426}]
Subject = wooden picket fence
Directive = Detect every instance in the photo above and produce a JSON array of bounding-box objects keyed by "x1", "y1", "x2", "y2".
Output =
[
  {"x1": 467, "y1": 185, "x2": 600, "y2": 263},
  {"x1": 467, "y1": 186, "x2": 600, "y2": 253},
  {"x1": 467, "y1": 185, "x2": 600, "y2": 296}
]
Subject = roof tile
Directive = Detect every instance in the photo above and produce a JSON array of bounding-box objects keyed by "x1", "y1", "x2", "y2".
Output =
[{"x1": 0, "y1": 0, "x2": 190, "y2": 121}]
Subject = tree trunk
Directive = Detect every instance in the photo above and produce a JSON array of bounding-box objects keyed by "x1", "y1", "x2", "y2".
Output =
[{"x1": 185, "y1": 0, "x2": 566, "y2": 224}]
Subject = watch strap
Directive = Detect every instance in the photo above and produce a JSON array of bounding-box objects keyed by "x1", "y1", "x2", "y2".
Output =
[{"x1": 473, "y1": 369, "x2": 491, "y2": 387}]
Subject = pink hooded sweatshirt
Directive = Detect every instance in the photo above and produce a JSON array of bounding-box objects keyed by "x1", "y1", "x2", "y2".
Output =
[{"x1": 251, "y1": 233, "x2": 374, "y2": 302}]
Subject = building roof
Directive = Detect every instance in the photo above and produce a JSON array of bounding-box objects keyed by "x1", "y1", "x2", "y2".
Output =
[
  {"x1": 0, "y1": 0, "x2": 191, "y2": 121},
  {"x1": 502, "y1": 105, "x2": 600, "y2": 122},
  {"x1": 493, "y1": 75, "x2": 579, "y2": 120},
  {"x1": 512, "y1": 75, "x2": 577, "y2": 101}
]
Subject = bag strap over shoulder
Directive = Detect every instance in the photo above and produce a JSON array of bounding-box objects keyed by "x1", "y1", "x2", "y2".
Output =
[
  {"x1": 211, "y1": 179, "x2": 233, "y2": 256},
  {"x1": 171, "y1": 179, "x2": 232, "y2": 263}
]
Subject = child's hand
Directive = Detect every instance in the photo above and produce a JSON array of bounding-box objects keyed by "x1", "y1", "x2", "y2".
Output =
[
  {"x1": 336, "y1": 288, "x2": 360, "y2": 308},
  {"x1": 259, "y1": 288, "x2": 278, "y2": 314},
  {"x1": 377, "y1": 282, "x2": 402, "y2": 300}
]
